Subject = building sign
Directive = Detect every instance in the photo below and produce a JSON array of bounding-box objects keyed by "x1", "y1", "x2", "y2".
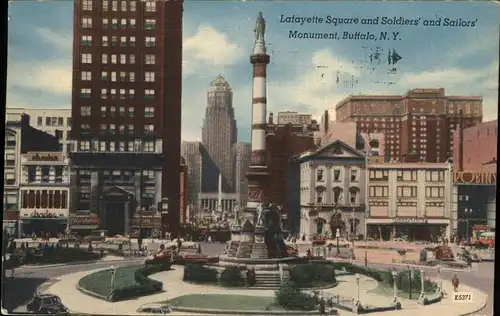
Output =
[
  {"x1": 132, "y1": 216, "x2": 162, "y2": 228},
  {"x1": 392, "y1": 217, "x2": 428, "y2": 225},
  {"x1": 472, "y1": 225, "x2": 490, "y2": 231},
  {"x1": 69, "y1": 215, "x2": 100, "y2": 226},
  {"x1": 27, "y1": 152, "x2": 63, "y2": 162},
  {"x1": 453, "y1": 171, "x2": 497, "y2": 185}
]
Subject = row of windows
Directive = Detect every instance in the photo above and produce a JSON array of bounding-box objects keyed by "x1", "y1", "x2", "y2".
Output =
[
  {"x1": 369, "y1": 170, "x2": 446, "y2": 182},
  {"x1": 82, "y1": 0, "x2": 156, "y2": 12},
  {"x1": 79, "y1": 88, "x2": 155, "y2": 99},
  {"x1": 21, "y1": 190, "x2": 68, "y2": 209},
  {"x1": 80, "y1": 70, "x2": 155, "y2": 82},
  {"x1": 36, "y1": 116, "x2": 71, "y2": 127},
  {"x1": 78, "y1": 140, "x2": 156, "y2": 152},
  {"x1": 369, "y1": 186, "x2": 445, "y2": 198},
  {"x1": 80, "y1": 105, "x2": 154, "y2": 118},
  {"x1": 316, "y1": 169, "x2": 358, "y2": 182},
  {"x1": 79, "y1": 51, "x2": 157, "y2": 65},
  {"x1": 79, "y1": 124, "x2": 154, "y2": 134}
]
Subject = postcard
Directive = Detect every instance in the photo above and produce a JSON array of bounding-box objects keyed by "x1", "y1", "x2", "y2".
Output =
[{"x1": 3, "y1": 1, "x2": 498, "y2": 316}]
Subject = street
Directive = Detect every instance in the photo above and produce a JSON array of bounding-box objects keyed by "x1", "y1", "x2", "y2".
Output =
[{"x1": 2, "y1": 242, "x2": 493, "y2": 315}]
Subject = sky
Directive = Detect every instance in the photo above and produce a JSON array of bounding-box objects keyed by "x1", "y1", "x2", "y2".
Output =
[{"x1": 6, "y1": 1, "x2": 499, "y2": 142}]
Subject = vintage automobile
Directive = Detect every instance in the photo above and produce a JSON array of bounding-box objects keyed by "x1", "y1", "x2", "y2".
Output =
[
  {"x1": 136, "y1": 303, "x2": 172, "y2": 314},
  {"x1": 82, "y1": 230, "x2": 107, "y2": 243},
  {"x1": 58, "y1": 234, "x2": 80, "y2": 243},
  {"x1": 105, "y1": 234, "x2": 131, "y2": 245},
  {"x1": 27, "y1": 294, "x2": 69, "y2": 315},
  {"x1": 165, "y1": 238, "x2": 197, "y2": 249}
]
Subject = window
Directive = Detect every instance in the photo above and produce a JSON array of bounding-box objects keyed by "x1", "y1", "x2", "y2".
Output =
[
  {"x1": 100, "y1": 106, "x2": 107, "y2": 117},
  {"x1": 81, "y1": 53, "x2": 92, "y2": 63},
  {"x1": 118, "y1": 125, "x2": 125, "y2": 134},
  {"x1": 128, "y1": 107, "x2": 135, "y2": 117},
  {"x1": 100, "y1": 124, "x2": 107, "y2": 134},
  {"x1": 102, "y1": 36, "x2": 108, "y2": 46},
  {"x1": 144, "y1": 107, "x2": 155, "y2": 117},
  {"x1": 80, "y1": 88, "x2": 91, "y2": 98},
  {"x1": 120, "y1": 54, "x2": 126, "y2": 64},
  {"x1": 130, "y1": 0, "x2": 136, "y2": 11},
  {"x1": 81, "y1": 71, "x2": 92, "y2": 81},
  {"x1": 145, "y1": 37, "x2": 156, "y2": 47},
  {"x1": 101, "y1": 88, "x2": 107, "y2": 99},
  {"x1": 120, "y1": 0, "x2": 127, "y2": 11},
  {"x1": 119, "y1": 141, "x2": 125, "y2": 152},
  {"x1": 349, "y1": 188, "x2": 359, "y2": 204},
  {"x1": 425, "y1": 171, "x2": 445, "y2": 182},
  {"x1": 128, "y1": 141, "x2": 135, "y2": 151},
  {"x1": 102, "y1": 1, "x2": 108, "y2": 11},
  {"x1": 144, "y1": 19, "x2": 156, "y2": 29},
  {"x1": 101, "y1": 71, "x2": 108, "y2": 81},
  {"x1": 120, "y1": 89, "x2": 126, "y2": 99},
  {"x1": 81, "y1": 35, "x2": 92, "y2": 46},
  {"x1": 369, "y1": 186, "x2": 389, "y2": 197},
  {"x1": 397, "y1": 170, "x2": 417, "y2": 181},
  {"x1": 110, "y1": 89, "x2": 116, "y2": 99},
  {"x1": 82, "y1": 0, "x2": 92, "y2": 10},
  {"x1": 144, "y1": 124, "x2": 155, "y2": 134},
  {"x1": 112, "y1": 0, "x2": 118, "y2": 11},
  {"x1": 144, "y1": 141, "x2": 155, "y2": 152},
  {"x1": 129, "y1": 19, "x2": 136, "y2": 28},
  {"x1": 80, "y1": 124, "x2": 91, "y2": 133},
  {"x1": 333, "y1": 169, "x2": 341, "y2": 181},
  {"x1": 369, "y1": 170, "x2": 389, "y2": 181},
  {"x1": 99, "y1": 141, "x2": 106, "y2": 151},
  {"x1": 129, "y1": 54, "x2": 135, "y2": 64},
  {"x1": 37, "y1": 117, "x2": 43, "y2": 126},
  {"x1": 128, "y1": 124, "x2": 134, "y2": 134},
  {"x1": 110, "y1": 124, "x2": 116, "y2": 134},
  {"x1": 426, "y1": 186, "x2": 445, "y2": 198},
  {"x1": 145, "y1": 54, "x2": 156, "y2": 65},
  {"x1": 109, "y1": 142, "x2": 116, "y2": 152},
  {"x1": 129, "y1": 36, "x2": 136, "y2": 47},
  {"x1": 111, "y1": 36, "x2": 118, "y2": 46},
  {"x1": 82, "y1": 17, "x2": 92, "y2": 28},
  {"x1": 120, "y1": 36, "x2": 127, "y2": 47},
  {"x1": 102, "y1": 53, "x2": 108, "y2": 64},
  {"x1": 145, "y1": 1, "x2": 156, "y2": 12},
  {"x1": 145, "y1": 89, "x2": 155, "y2": 99},
  {"x1": 110, "y1": 106, "x2": 116, "y2": 116},
  {"x1": 396, "y1": 186, "x2": 418, "y2": 198},
  {"x1": 350, "y1": 169, "x2": 358, "y2": 182},
  {"x1": 145, "y1": 72, "x2": 155, "y2": 82},
  {"x1": 316, "y1": 169, "x2": 324, "y2": 182},
  {"x1": 111, "y1": 72, "x2": 117, "y2": 82},
  {"x1": 129, "y1": 72, "x2": 135, "y2": 82},
  {"x1": 128, "y1": 89, "x2": 135, "y2": 99},
  {"x1": 80, "y1": 106, "x2": 91, "y2": 116}
]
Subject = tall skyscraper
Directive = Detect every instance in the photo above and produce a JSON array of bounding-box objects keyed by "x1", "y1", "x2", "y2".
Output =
[
  {"x1": 232, "y1": 142, "x2": 251, "y2": 206},
  {"x1": 181, "y1": 141, "x2": 203, "y2": 205},
  {"x1": 335, "y1": 88, "x2": 482, "y2": 163},
  {"x1": 201, "y1": 75, "x2": 237, "y2": 193},
  {"x1": 69, "y1": 0, "x2": 183, "y2": 236}
]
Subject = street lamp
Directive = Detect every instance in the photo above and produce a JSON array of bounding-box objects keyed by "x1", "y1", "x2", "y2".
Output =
[
  {"x1": 408, "y1": 267, "x2": 413, "y2": 300},
  {"x1": 464, "y1": 208, "x2": 473, "y2": 240},
  {"x1": 437, "y1": 267, "x2": 443, "y2": 295},
  {"x1": 391, "y1": 269, "x2": 400, "y2": 308},
  {"x1": 418, "y1": 268, "x2": 427, "y2": 304},
  {"x1": 355, "y1": 273, "x2": 361, "y2": 305},
  {"x1": 335, "y1": 228, "x2": 341, "y2": 255}
]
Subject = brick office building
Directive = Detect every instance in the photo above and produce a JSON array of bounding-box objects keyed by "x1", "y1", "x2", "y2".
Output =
[
  {"x1": 335, "y1": 88, "x2": 482, "y2": 163},
  {"x1": 69, "y1": 0, "x2": 183, "y2": 236}
]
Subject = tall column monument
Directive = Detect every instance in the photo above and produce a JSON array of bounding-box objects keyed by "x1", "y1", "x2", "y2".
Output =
[{"x1": 246, "y1": 12, "x2": 270, "y2": 218}]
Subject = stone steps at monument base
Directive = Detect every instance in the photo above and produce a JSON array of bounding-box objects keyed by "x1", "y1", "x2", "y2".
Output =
[
  {"x1": 254, "y1": 273, "x2": 290, "y2": 287},
  {"x1": 227, "y1": 242, "x2": 239, "y2": 257},
  {"x1": 236, "y1": 242, "x2": 253, "y2": 258},
  {"x1": 250, "y1": 243, "x2": 268, "y2": 259}
]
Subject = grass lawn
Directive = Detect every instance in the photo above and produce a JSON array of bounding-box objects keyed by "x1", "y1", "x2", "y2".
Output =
[
  {"x1": 368, "y1": 283, "x2": 422, "y2": 300},
  {"x1": 166, "y1": 294, "x2": 282, "y2": 311},
  {"x1": 78, "y1": 265, "x2": 143, "y2": 296}
]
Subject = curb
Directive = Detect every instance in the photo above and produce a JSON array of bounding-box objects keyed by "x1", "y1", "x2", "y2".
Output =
[
  {"x1": 170, "y1": 306, "x2": 326, "y2": 315},
  {"x1": 330, "y1": 258, "x2": 477, "y2": 272},
  {"x1": 20, "y1": 258, "x2": 134, "y2": 270},
  {"x1": 458, "y1": 297, "x2": 488, "y2": 316}
]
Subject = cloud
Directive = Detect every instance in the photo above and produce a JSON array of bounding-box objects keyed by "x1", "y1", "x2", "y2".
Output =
[
  {"x1": 183, "y1": 26, "x2": 244, "y2": 75},
  {"x1": 36, "y1": 27, "x2": 72, "y2": 54}
]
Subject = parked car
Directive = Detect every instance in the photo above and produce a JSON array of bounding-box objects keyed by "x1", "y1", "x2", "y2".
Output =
[
  {"x1": 59, "y1": 235, "x2": 80, "y2": 243},
  {"x1": 136, "y1": 303, "x2": 172, "y2": 314},
  {"x1": 82, "y1": 230, "x2": 107, "y2": 243},
  {"x1": 27, "y1": 294, "x2": 69, "y2": 315},
  {"x1": 105, "y1": 234, "x2": 130, "y2": 244},
  {"x1": 393, "y1": 237, "x2": 407, "y2": 242},
  {"x1": 165, "y1": 239, "x2": 197, "y2": 249},
  {"x1": 326, "y1": 238, "x2": 350, "y2": 248}
]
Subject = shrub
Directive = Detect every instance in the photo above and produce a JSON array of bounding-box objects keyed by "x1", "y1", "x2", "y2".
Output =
[
  {"x1": 24, "y1": 248, "x2": 100, "y2": 265},
  {"x1": 219, "y1": 266, "x2": 245, "y2": 287},
  {"x1": 290, "y1": 263, "x2": 336, "y2": 288},
  {"x1": 274, "y1": 283, "x2": 316, "y2": 311},
  {"x1": 183, "y1": 263, "x2": 218, "y2": 283}
]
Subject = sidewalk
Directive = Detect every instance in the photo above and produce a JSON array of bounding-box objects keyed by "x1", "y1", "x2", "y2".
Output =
[
  {"x1": 19, "y1": 255, "x2": 127, "y2": 269},
  {"x1": 40, "y1": 264, "x2": 488, "y2": 316}
]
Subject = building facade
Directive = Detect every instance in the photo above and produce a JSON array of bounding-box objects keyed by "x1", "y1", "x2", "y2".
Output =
[
  {"x1": 8, "y1": 108, "x2": 72, "y2": 155},
  {"x1": 453, "y1": 120, "x2": 497, "y2": 173},
  {"x1": 335, "y1": 88, "x2": 482, "y2": 163},
  {"x1": 197, "y1": 192, "x2": 239, "y2": 214},
  {"x1": 4, "y1": 113, "x2": 61, "y2": 237},
  {"x1": 201, "y1": 76, "x2": 237, "y2": 193},
  {"x1": 366, "y1": 162, "x2": 453, "y2": 241},
  {"x1": 70, "y1": 0, "x2": 183, "y2": 236},
  {"x1": 267, "y1": 111, "x2": 319, "y2": 136},
  {"x1": 181, "y1": 141, "x2": 203, "y2": 205},
  {"x1": 296, "y1": 140, "x2": 367, "y2": 240},
  {"x1": 18, "y1": 152, "x2": 71, "y2": 237},
  {"x1": 232, "y1": 142, "x2": 251, "y2": 206}
]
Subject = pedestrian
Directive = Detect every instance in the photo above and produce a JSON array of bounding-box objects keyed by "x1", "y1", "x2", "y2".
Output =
[
  {"x1": 319, "y1": 297, "x2": 326, "y2": 315},
  {"x1": 196, "y1": 243, "x2": 202, "y2": 255},
  {"x1": 451, "y1": 274, "x2": 459, "y2": 292},
  {"x1": 208, "y1": 235, "x2": 212, "y2": 244}
]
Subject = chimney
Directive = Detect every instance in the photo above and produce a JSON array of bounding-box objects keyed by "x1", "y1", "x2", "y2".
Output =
[{"x1": 458, "y1": 109, "x2": 464, "y2": 172}]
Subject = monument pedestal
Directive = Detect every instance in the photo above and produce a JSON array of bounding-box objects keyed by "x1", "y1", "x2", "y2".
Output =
[{"x1": 251, "y1": 226, "x2": 267, "y2": 259}]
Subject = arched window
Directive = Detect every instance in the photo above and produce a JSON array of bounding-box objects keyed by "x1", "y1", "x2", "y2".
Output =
[
  {"x1": 349, "y1": 187, "x2": 360, "y2": 205},
  {"x1": 333, "y1": 187, "x2": 343, "y2": 203},
  {"x1": 315, "y1": 186, "x2": 326, "y2": 204}
]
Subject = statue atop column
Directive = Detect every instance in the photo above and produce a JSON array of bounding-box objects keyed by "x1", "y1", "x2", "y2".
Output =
[
  {"x1": 256, "y1": 204, "x2": 264, "y2": 227},
  {"x1": 254, "y1": 11, "x2": 266, "y2": 41}
]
